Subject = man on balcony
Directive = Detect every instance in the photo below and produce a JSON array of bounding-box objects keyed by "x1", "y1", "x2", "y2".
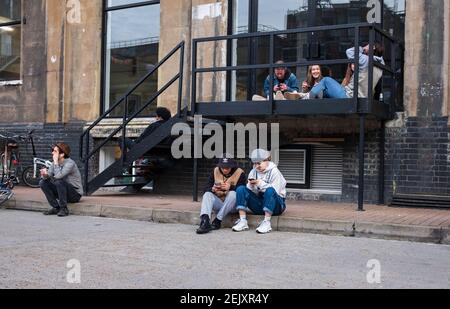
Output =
[{"x1": 253, "y1": 61, "x2": 300, "y2": 101}]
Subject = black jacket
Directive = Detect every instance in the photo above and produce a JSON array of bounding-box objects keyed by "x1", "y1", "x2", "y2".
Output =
[
  {"x1": 135, "y1": 120, "x2": 164, "y2": 144},
  {"x1": 203, "y1": 168, "x2": 247, "y2": 194}
]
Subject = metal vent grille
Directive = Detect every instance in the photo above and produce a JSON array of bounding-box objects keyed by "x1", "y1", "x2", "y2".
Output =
[
  {"x1": 391, "y1": 195, "x2": 450, "y2": 209},
  {"x1": 278, "y1": 149, "x2": 306, "y2": 185},
  {"x1": 312, "y1": 145, "x2": 343, "y2": 192}
]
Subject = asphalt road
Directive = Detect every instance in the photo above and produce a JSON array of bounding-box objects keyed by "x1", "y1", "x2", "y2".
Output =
[{"x1": 0, "y1": 210, "x2": 449, "y2": 289}]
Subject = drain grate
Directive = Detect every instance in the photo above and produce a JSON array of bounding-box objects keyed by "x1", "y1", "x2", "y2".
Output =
[{"x1": 390, "y1": 194, "x2": 450, "y2": 209}]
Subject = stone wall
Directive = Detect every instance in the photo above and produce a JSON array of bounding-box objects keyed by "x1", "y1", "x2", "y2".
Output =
[{"x1": 0, "y1": 0, "x2": 47, "y2": 123}]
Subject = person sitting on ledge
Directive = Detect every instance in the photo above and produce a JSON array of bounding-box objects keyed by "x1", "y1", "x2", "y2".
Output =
[
  {"x1": 40, "y1": 143, "x2": 83, "y2": 217},
  {"x1": 196, "y1": 154, "x2": 247, "y2": 234},
  {"x1": 252, "y1": 60, "x2": 300, "y2": 101},
  {"x1": 232, "y1": 149, "x2": 287, "y2": 234}
]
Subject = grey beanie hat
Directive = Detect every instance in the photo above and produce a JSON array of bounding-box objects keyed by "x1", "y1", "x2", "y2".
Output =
[{"x1": 250, "y1": 149, "x2": 271, "y2": 163}]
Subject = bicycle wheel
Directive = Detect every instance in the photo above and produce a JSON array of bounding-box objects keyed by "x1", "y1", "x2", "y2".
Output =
[
  {"x1": 0, "y1": 187, "x2": 13, "y2": 206},
  {"x1": 22, "y1": 165, "x2": 42, "y2": 188}
]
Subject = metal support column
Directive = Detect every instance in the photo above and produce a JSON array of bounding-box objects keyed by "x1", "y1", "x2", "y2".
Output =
[
  {"x1": 193, "y1": 158, "x2": 199, "y2": 202},
  {"x1": 358, "y1": 114, "x2": 366, "y2": 211},
  {"x1": 378, "y1": 121, "x2": 385, "y2": 205}
]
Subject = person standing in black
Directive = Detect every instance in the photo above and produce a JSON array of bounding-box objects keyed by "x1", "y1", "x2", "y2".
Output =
[{"x1": 119, "y1": 107, "x2": 172, "y2": 151}]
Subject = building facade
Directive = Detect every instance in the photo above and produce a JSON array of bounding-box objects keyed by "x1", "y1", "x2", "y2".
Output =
[{"x1": 0, "y1": 0, "x2": 449, "y2": 206}]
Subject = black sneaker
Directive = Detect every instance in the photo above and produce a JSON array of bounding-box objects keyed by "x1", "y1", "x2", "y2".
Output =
[
  {"x1": 57, "y1": 207, "x2": 69, "y2": 217},
  {"x1": 44, "y1": 208, "x2": 60, "y2": 216},
  {"x1": 196, "y1": 215, "x2": 212, "y2": 234},
  {"x1": 211, "y1": 218, "x2": 222, "y2": 230}
]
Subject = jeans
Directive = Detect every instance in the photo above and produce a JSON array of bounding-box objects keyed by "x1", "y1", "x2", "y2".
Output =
[
  {"x1": 40, "y1": 178, "x2": 81, "y2": 209},
  {"x1": 310, "y1": 77, "x2": 348, "y2": 99},
  {"x1": 236, "y1": 186, "x2": 286, "y2": 216},
  {"x1": 201, "y1": 191, "x2": 237, "y2": 221}
]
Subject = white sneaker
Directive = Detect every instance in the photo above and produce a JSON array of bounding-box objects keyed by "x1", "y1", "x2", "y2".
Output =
[
  {"x1": 232, "y1": 219, "x2": 249, "y2": 232},
  {"x1": 252, "y1": 94, "x2": 268, "y2": 101},
  {"x1": 256, "y1": 220, "x2": 272, "y2": 234},
  {"x1": 299, "y1": 92, "x2": 310, "y2": 100},
  {"x1": 274, "y1": 91, "x2": 286, "y2": 100},
  {"x1": 284, "y1": 91, "x2": 301, "y2": 100}
]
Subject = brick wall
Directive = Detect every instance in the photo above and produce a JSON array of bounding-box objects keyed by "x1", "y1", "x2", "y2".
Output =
[
  {"x1": 10, "y1": 118, "x2": 445, "y2": 206},
  {"x1": 385, "y1": 117, "x2": 450, "y2": 201},
  {"x1": 0, "y1": 123, "x2": 85, "y2": 179},
  {"x1": 342, "y1": 130, "x2": 382, "y2": 204},
  {"x1": 154, "y1": 131, "x2": 386, "y2": 204},
  {"x1": 155, "y1": 157, "x2": 254, "y2": 197}
]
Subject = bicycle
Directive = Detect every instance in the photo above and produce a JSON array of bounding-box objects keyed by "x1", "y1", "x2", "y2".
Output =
[
  {"x1": 21, "y1": 130, "x2": 52, "y2": 188},
  {"x1": 0, "y1": 182, "x2": 13, "y2": 206},
  {"x1": 0, "y1": 132, "x2": 26, "y2": 205}
]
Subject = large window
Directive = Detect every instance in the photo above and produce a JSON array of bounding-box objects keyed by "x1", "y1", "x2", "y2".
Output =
[
  {"x1": 103, "y1": 0, "x2": 160, "y2": 117},
  {"x1": 229, "y1": 0, "x2": 405, "y2": 100},
  {"x1": 0, "y1": 0, "x2": 21, "y2": 82}
]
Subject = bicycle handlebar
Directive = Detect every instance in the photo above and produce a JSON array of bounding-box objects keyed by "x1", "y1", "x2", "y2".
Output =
[{"x1": 0, "y1": 133, "x2": 28, "y2": 141}]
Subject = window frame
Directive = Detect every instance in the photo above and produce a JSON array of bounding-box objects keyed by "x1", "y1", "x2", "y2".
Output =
[
  {"x1": 100, "y1": 0, "x2": 160, "y2": 116},
  {"x1": 0, "y1": 0, "x2": 22, "y2": 84}
]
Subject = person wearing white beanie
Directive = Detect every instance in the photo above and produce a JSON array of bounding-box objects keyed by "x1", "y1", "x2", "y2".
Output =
[{"x1": 232, "y1": 149, "x2": 287, "y2": 234}]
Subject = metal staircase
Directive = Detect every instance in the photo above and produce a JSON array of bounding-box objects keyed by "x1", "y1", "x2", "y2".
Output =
[{"x1": 80, "y1": 41, "x2": 185, "y2": 196}]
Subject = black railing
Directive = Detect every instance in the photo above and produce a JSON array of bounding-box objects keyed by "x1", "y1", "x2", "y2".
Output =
[
  {"x1": 80, "y1": 41, "x2": 185, "y2": 193},
  {"x1": 191, "y1": 23, "x2": 401, "y2": 118}
]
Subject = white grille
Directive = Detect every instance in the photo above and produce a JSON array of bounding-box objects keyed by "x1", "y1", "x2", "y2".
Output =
[
  {"x1": 311, "y1": 145, "x2": 343, "y2": 192},
  {"x1": 278, "y1": 149, "x2": 306, "y2": 185}
]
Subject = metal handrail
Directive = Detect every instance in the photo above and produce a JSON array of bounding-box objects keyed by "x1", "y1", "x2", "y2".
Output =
[
  {"x1": 81, "y1": 41, "x2": 185, "y2": 140},
  {"x1": 191, "y1": 23, "x2": 401, "y2": 117},
  {"x1": 85, "y1": 73, "x2": 180, "y2": 160},
  {"x1": 193, "y1": 22, "x2": 374, "y2": 43},
  {"x1": 80, "y1": 41, "x2": 185, "y2": 190}
]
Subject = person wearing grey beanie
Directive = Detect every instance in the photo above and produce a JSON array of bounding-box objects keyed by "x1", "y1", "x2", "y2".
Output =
[{"x1": 232, "y1": 149, "x2": 287, "y2": 234}]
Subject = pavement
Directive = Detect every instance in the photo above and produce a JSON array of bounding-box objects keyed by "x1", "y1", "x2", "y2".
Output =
[
  {"x1": 1, "y1": 210, "x2": 449, "y2": 289},
  {"x1": 2, "y1": 187, "x2": 450, "y2": 245}
]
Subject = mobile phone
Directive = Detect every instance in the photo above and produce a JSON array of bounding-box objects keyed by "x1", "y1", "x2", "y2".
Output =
[{"x1": 248, "y1": 178, "x2": 256, "y2": 181}]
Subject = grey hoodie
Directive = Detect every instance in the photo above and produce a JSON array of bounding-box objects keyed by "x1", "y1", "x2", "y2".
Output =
[
  {"x1": 247, "y1": 162, "x2": 287, "y2": 198},
  {"x1": 345, "y1": 47, "x2": 385, "y2": 98}
]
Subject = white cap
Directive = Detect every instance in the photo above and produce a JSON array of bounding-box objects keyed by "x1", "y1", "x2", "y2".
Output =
[{"x1": 250, "y1": 149, "x2": 271, "y2": 163}]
